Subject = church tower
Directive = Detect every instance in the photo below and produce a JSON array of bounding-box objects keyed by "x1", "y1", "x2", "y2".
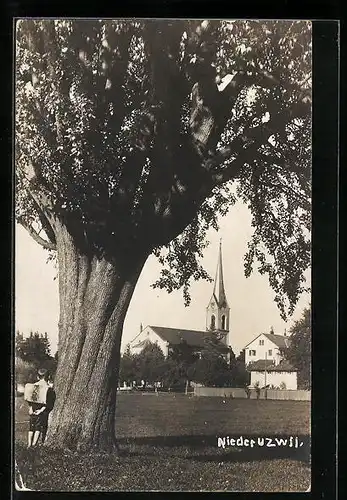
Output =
[{"x1": 206, "y1": 240, "x2": 230, "y2": 345}]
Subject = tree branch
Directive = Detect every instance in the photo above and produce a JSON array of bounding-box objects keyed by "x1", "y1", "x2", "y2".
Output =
[
  {"x1": 205, "y1": 120, "x2": 273, "y2": 184},
  {"x1": 101, "y1": 22, "x2": 134, "y2": 133},
  {"x1": 17, "y1": 217, "x2": 57, "y2": 251},
  {"x1": 206, "y1": 95, "x2": 310, "y2": 187},
  {"x1": 28, "y1": 191, "x2": 57, "y2": 245}
]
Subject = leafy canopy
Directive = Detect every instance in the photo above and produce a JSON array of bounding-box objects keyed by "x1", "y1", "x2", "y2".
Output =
[
  {"x1": 282, "y1": 307, "x2": 311, "y2": 389},
  {"x1": 16, "y1": 20, "x2": 311, "y2": 319}
]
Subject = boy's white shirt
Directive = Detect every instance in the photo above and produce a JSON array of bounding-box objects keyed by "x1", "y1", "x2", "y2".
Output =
[
  {"x1": 34, "y1": 379, "x2": 49, "y2": 412},
  {"x1": 25, "y1": 378, "x2": 49, "y2": 409},
  {"x1": 35, "y1": 378, "x2": 49, "y2": 387}
]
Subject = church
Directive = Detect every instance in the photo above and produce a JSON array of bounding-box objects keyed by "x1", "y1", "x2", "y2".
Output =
[{"x1": 129, "y1": 241, "x2": 231, "y2": 358}]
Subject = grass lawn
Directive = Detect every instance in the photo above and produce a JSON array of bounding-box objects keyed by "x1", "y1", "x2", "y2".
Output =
[{"x1": 15, "y1": 393, "x2": 311, "y2": 492}]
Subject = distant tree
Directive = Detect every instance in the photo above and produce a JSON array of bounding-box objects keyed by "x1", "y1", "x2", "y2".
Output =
[
  {"x1": 135, "y1": 341, "x2": 166, "y2": 386},
  {"x1": 161, "y1": 357, "x2": 186, "y2": 388},
  {"x1": 14, "y1": 357, "x2": 37, "y2": 386},
  {"x1": 15, "y1": 331, "x2": 52, "y2": 367},
  {"x1": 191, "y1": 335, "x2": 233, "y2": 387},
  {"x1": 193, "y1": 354, "x2": 231, "y2": 387},
  {"x1": 236, "y1": 350, "x2": 245, "y2": 363},
  {"x1": 281, "y1": 307, "x2": 311, "y2": 389},
  {"x1": 43, "y1": 356, "x2": 58, "y2": 381},
  {"x1": 164, "y1": 341, "x2": 199, "y2": 387},
  {"x1": 119, "y1": 344, "x2": 137, "y2": 385},
  {"x1": 230, "y1": 354, "x2": 251, "y2": 387}
]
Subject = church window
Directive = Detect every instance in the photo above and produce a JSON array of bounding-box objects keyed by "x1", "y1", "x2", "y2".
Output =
[
  {"x1": 210, "y1": 315, "x2": 216, "y2": 330},
  {"x1": 221, "y1": 315, "x2": 226, "y2": 330}
]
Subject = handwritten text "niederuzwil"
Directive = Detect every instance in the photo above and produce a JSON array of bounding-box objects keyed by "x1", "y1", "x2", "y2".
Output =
[{"x1": 217, "y1": 436, "x2": 305, "y2": 449}]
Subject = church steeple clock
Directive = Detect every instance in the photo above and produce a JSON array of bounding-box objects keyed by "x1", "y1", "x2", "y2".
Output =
[{"x1": 206, "y1": 239, "x2": 230, "y2": 345}]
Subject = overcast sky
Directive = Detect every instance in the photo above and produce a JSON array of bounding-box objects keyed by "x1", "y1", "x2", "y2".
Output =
[{"x1": 15, "y1": 200, "x2": 310, "y2": 357}]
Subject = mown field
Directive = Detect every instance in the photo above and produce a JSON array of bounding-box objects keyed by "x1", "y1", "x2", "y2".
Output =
[{"x1": 15, "y1": 393, "x2": 311, "y2": 492}]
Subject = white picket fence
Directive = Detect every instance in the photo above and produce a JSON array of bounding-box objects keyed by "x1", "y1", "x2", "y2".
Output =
[{"x1": 193, "y1": 387, "x2": 311, "y2": 401}]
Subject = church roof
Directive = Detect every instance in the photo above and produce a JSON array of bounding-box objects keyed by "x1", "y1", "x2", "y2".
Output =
[
  {"x1": 148, "y1": 326, "x2": 229, "y2": 352},
  {"x1": 262, "y1": 334, "x2": 290, "y2": 349}
]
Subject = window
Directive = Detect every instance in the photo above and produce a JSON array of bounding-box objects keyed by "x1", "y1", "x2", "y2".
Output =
[
  {"x1": 259, "y1": 339, "x2": 264, "y2": 345},
  {"x1": 210, "y1": 315, "x2": 216, "y2": 330},
  {"x1": 252, "y1": 350, "x2": 256, "y2": 356},
  {"x1": 268, "y1": 349, "x2": 272, "y2": 356},
  {"x1": 249, "y1": 349, "x2": 256, "y2": 356},
  {"x1": 221, "y1": 315, "x2": 226, "y2": 330}
]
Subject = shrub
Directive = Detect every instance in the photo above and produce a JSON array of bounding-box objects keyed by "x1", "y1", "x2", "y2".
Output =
[{"x1": 15, "y1": 357, "x2": 37, "y2": 385}]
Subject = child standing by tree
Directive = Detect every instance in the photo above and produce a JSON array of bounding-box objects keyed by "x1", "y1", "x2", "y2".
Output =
[{"x1": 25, "y1": 368, "x2": 54, "y2": 448}]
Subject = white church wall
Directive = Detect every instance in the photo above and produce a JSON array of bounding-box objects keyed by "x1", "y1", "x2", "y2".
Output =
[{"x1": 129, "y1": 326, "x2": 169, "y2": 357}]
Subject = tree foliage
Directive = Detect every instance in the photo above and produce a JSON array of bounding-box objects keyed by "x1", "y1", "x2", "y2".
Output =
[
  {"x1": 165, "y1": 342, "x2": 200, "y2": 386},
  {"x1": 14, "y1": 356, "x2": 37, "y2": 385},
  {"x1": 15, "y1": 331, "x2": 57, "y2": 379},
  {"x1": 122, "y1": 337, "x2": 249, "y2": 389},
  {"x1": 192, "y1": 346, "x2": 231, "y2": 387},
  {"x1": 15, "y1": 331, "x2": 51, "y2": 365},
  {"x1": 282, "y1": 307, "x2": 311, "y2": 389},
  {"x1": 134, "y1": 341, "x2": 166, "y2": 386},
  {"x1": 118, "y1": 344, "x2": 137, "y2": 385},
  {"x1": 16, "y1": 19, "x2": 311, "y2": 320}
]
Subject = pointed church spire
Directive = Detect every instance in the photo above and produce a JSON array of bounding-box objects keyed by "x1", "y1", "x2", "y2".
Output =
[
  {"x1": 206, "y1": 239, "x2": 230, "y2": 341},
  {"x1": 213, "y1": 239, "x2": 228, "y2": 308}
]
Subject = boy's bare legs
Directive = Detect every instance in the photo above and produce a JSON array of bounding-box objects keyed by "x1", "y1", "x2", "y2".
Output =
[
  {"x1": 31, "y1": 431, "x2": 41, "y2": 447},
  {"x1": 27, "y1": 431, "x2": 34, "y2": 448}
]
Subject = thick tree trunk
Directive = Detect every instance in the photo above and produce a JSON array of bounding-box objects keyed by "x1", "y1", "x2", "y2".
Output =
[{"x1": 45, "y1": 225, "x2": 147, "y2": 451}]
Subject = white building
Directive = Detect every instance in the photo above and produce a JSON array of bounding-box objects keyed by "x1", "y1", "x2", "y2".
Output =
[
  {"x1": 244, "y1": 331, "x2": 290, "y2": 366},
  {"x1": 248, "y1": 359, "x2": 298, "y2": 390},
  {"x1": 243, "y1": 330, "x2": 298, "y2": 390}
]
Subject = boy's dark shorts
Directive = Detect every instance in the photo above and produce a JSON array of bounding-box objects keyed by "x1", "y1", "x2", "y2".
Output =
[{"x1": 29, "y1": 412, "x2": 48, "y2": 432}]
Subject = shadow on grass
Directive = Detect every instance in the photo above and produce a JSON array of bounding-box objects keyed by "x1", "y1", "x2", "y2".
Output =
[{"x1": 117, "y1": 433, "x2": 310, "y2": 464}]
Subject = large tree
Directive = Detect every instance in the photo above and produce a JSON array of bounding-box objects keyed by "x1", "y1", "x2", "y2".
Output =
[{"x1": 15, "y1": 19, "x2": 311, "y2": 451}]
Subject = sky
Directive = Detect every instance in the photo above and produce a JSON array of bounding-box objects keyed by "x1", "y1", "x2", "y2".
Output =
[{"x1": 15, "y1": 200, "x2": 311, "y2": 358}]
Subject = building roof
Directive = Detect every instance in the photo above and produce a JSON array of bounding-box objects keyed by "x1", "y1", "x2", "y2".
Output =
[
  {"x1": 262, "y1": 333, "x2": 290, "y2": 349},
  {"x1": 244, "y1": 332, "x2": 290, "y2": 350},
  {"x1": 148, "y1": 326, "x2": 230, "y2": 352},
  {"x1": 247, "y1": 359, "x2": 297, "y2": 372}
]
